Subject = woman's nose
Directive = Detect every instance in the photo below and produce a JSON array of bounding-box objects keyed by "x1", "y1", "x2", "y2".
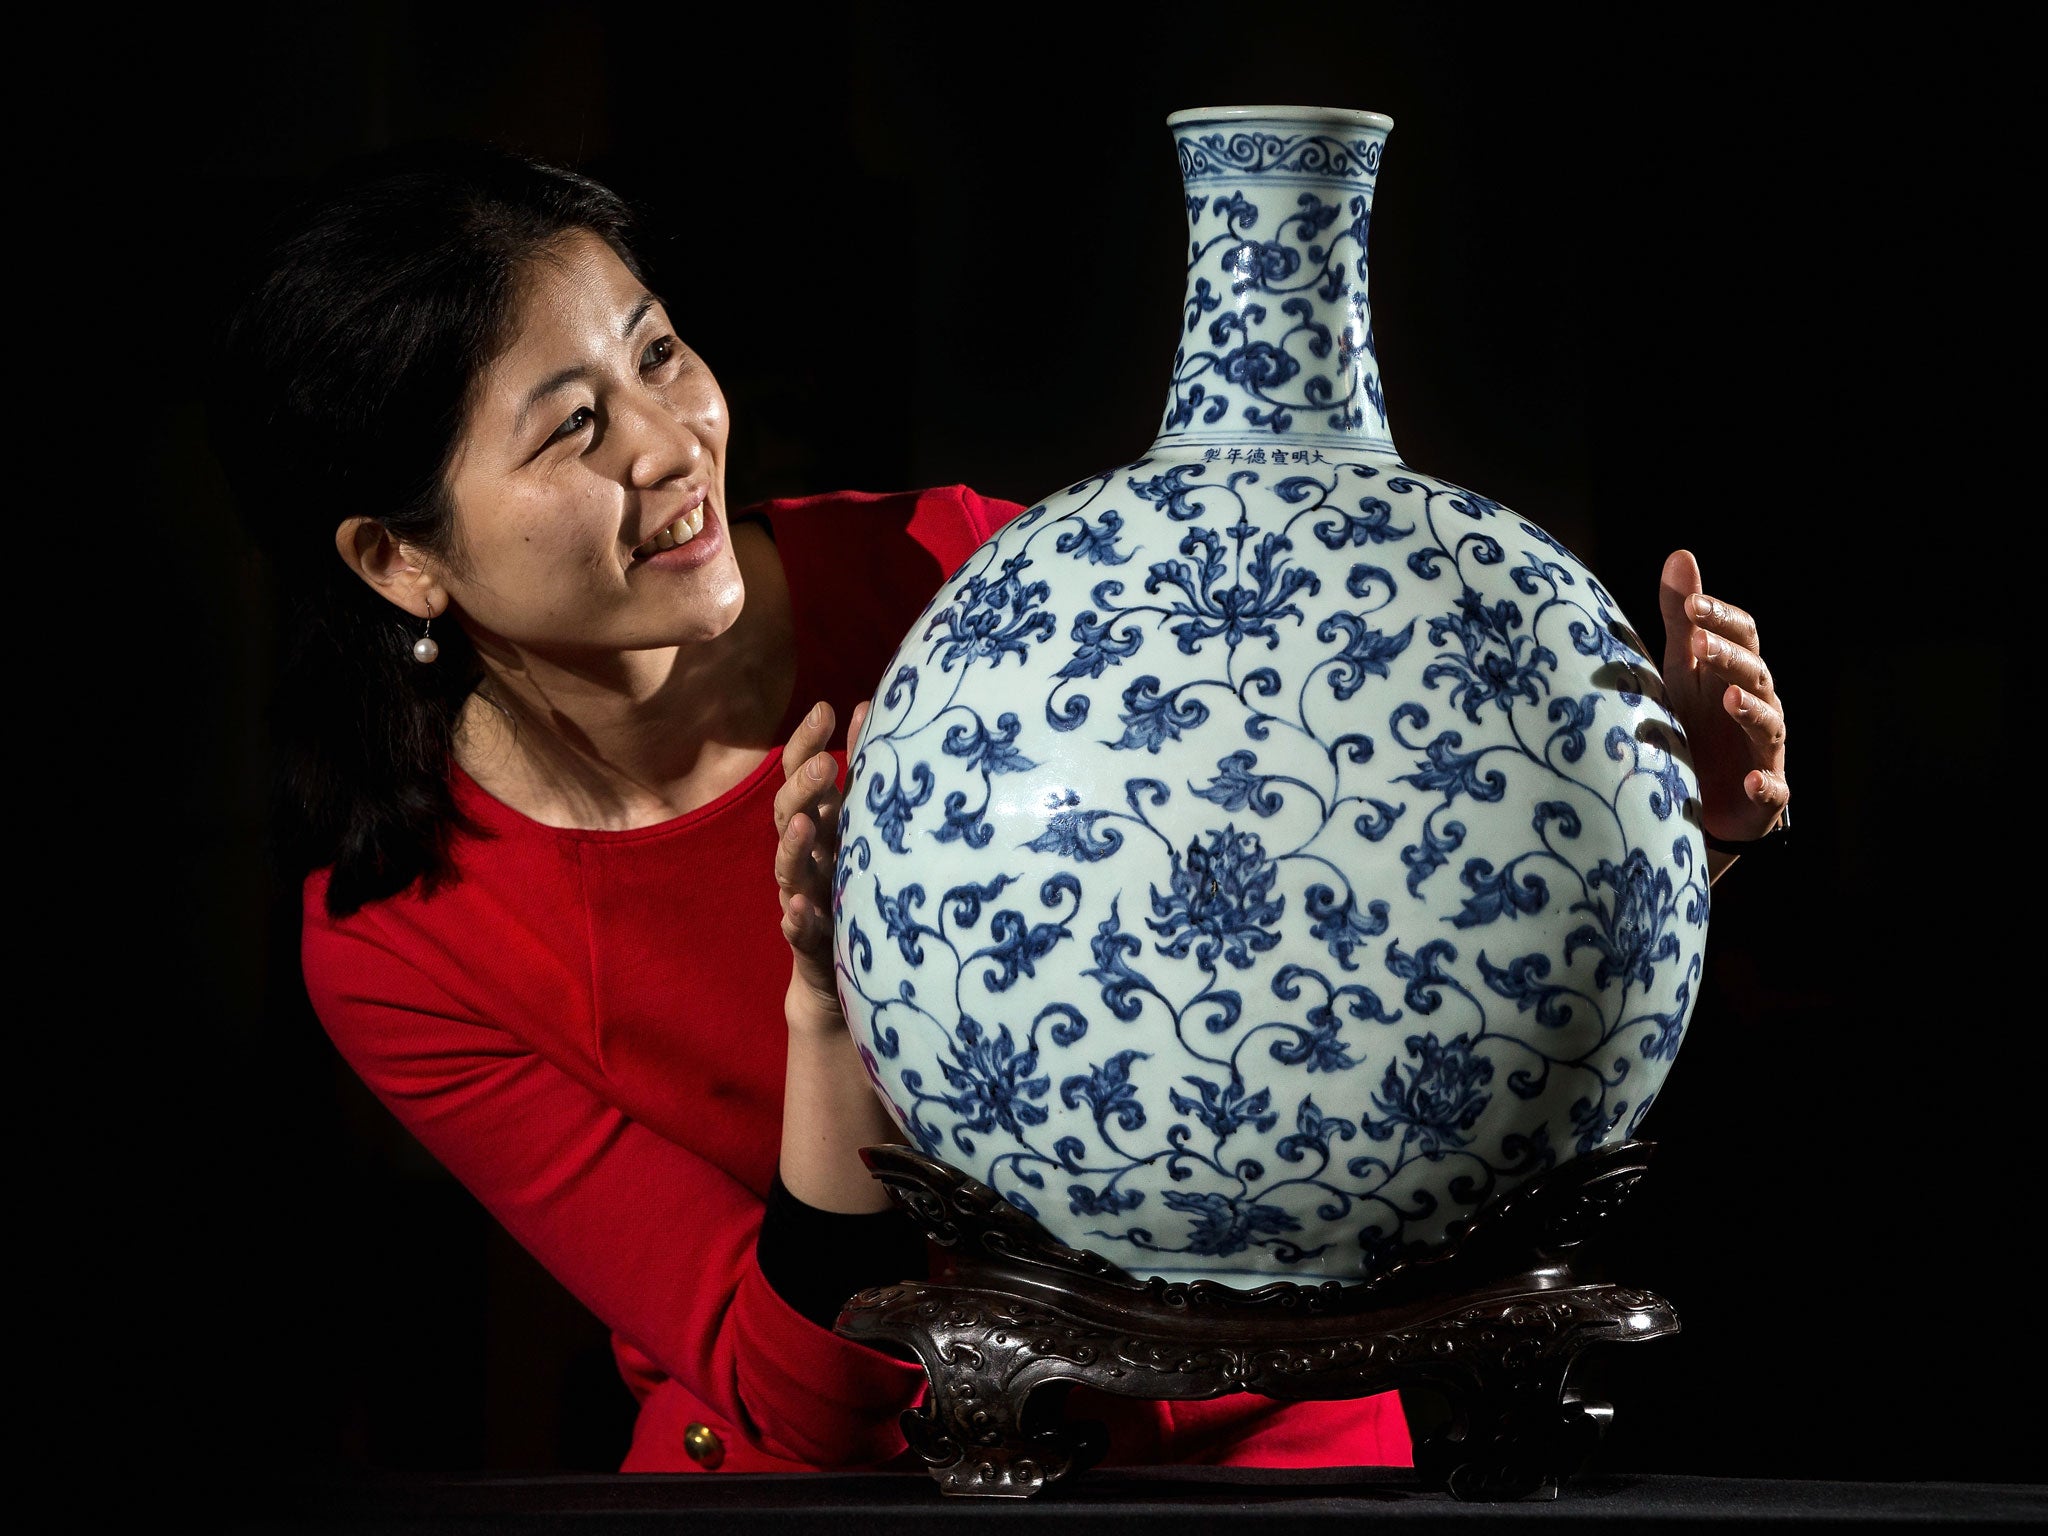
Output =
[{"x1": 616, "y1": 393, "x2": 706, "y2": 488}]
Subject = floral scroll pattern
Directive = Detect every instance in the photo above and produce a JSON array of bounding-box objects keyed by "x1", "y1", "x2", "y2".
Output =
[
  {"x1": 836, "y1": 457, "x2": 1706, "y2": 1285},
  {"x1": 1163, "y1": 120, "x2": 1391, "y2": 451},
  {"x1": 833, "y1": 112, "x2": 1706, "y2": 1286}
]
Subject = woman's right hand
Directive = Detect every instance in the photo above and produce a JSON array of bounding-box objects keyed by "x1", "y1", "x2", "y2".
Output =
[
  {"x1": 773, "y1": 697, "x2": 870, "y2": 1039},
  {"x1": 773, "y1": 696, "x2": 899, "y2": 1212}
]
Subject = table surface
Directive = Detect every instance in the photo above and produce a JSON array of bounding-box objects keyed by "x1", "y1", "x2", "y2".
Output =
[{"x1": 219, "y1": 1468, "x2": 2045, "y2": 1534}]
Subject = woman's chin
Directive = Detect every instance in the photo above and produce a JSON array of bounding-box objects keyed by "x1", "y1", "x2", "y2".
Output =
[
  {"x1": 680, "y1": 575, "x2": 749, "y2": 640},
  {"x1": 630, "y1": 559, "x2": 748, "y2": 648}
]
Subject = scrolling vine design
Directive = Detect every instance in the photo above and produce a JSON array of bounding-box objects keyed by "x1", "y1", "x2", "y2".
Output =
[
  {"x1": 1164, "y1": 126, "x2": 1388, "y2": 447},
  {"x1": 837, "y1": 457, "x2": 1705, "y2": 1282}
]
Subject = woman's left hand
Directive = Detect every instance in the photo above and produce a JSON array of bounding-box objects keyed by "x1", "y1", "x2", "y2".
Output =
[{"x1": 1657, "y1": 549, "x2": 1790, "y2": 844}]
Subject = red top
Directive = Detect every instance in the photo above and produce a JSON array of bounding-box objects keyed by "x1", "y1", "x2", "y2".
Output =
[{"x1": 303, "y1": 485, "x2": 1411, "y2": 1473}]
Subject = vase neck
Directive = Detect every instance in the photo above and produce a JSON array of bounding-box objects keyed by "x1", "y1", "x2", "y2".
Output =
[{"x1": 1150, "y1": 109, "x2": 1397, "y2": 458}]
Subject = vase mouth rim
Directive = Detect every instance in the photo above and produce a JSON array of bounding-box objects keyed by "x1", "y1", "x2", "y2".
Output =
[{"x1": 1167, "y1": 105, "x2": 1394, "y2": 132}]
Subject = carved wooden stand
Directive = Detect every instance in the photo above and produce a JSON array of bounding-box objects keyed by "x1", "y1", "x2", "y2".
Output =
[{"x1": 835, "y1": 1141, "x2": 1676, "y2": 1501}]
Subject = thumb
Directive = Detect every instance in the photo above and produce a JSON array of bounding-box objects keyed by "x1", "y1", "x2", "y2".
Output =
[
  {"x1": 848, "y1": 698, "x2": 872, "y2": 762},
  {"x1": 1658, "y1": 548, "x2": 1703, "y2": 676}
]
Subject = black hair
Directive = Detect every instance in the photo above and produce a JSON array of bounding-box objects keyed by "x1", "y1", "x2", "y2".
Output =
[{"x1": 215, "y1": 141, "x2": 645, "y2": 917}]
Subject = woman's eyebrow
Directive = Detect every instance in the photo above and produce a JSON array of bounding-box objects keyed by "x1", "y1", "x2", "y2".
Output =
[
  {"x1": 516, "y1": 366, "x2": 593, "y2": 432},
  {"x1": 513, "y1": 293, "x2": 669, "y2": 431},
  {"x1": 620, "y1": 291, "x2": 663, "y2": 338}
]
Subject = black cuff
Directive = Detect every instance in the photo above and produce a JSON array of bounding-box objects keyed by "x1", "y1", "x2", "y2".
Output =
[
  {"x1": 1704, "y1": 805, "x2": 1790, "y2": 857},
  {"x1": 755, "y1": 1171, "x2": 928, "y2": 1330}
]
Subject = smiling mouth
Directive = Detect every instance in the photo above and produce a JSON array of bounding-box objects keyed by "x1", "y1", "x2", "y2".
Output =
[{"x1": 632, "y1": 504, "x2": 707, "y2": 559}]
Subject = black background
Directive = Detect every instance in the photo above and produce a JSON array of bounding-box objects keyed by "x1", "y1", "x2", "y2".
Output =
[{"x1": 96, "y1": 0, "x2": 2030, "y2": 1496}]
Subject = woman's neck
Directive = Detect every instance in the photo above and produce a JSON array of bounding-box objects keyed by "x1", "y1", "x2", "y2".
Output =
[{"x1": 452, "y1": 522, "x2": 798, "y2": 830}]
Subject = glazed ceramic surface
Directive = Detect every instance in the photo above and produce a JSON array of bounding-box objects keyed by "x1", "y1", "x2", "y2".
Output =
[{"x1": 833, "y1": 107, "x2": 1708, "y2": 1286}]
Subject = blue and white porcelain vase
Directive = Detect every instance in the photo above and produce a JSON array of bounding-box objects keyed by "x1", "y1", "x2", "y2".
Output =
[{"x1": 833, "y1": 106, "x2": 1708, "y2": 1287}]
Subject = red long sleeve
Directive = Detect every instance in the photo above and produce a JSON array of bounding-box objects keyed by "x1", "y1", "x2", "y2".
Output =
[
  {"x1": 300, "y1": 485, "x2": 1409, "y2": 1472},
  {"x1": 303, "y1": 893, "x2": 925, "y2": 1468},
  {"x1": 301, "y1": 488, "x2": 1004, "y2": 1470}
]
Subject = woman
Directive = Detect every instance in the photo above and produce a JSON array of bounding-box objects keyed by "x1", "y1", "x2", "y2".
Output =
[{"x1": 220, "y1": 143, "x2": 1790, "y2": 1474}]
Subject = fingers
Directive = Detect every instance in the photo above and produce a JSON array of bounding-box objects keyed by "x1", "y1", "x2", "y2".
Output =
[
  {"x1": 1684, "y1": 588, "x2": 1760, "y2": 654},
  {"x1": 1744, "y1": 765, "x2": 1790, "y2": 819},
  {"x1": 774, "y1": 801, "x2": 821, "y2": 895},
  {"x1": 775, "y1": 702, "x2": 839, "y2": 836},
  {"x1": 1729, "y1": 681, "x2": 1790, "y2": 830},
  {"x1": 1662, "y1": 551, "x2": 1767, "y2": 694},
  {"x1": 782, "y1": 881, "x2": 841, "y2": 1004},
  {"x1": 1691, "y1": 621, "x2": 1776, "y2": 702},
  {"x1": 1722, "y1": 682, "x2": 1786, "y2": 749},
  {"x1": 778, "y1": 700, "x2": 834, "y2": 788},
  {"x1": 776, "y1": 807, "x2": 837, "y2": 954},
  {"x1": 1677, "y1": 560, "x2": 1773, "y2": 703},
  {"x1": 1663, "y1": 551, "x2": 1790, "y2": 840},
  {"x1": 772, "y1": 745, "x2": 838, "y2": 839},
  {"x1": 776, "y1": 701, "x2": 848, "y2": 964},
  {"x1": 779, "y1": 868, "x2": 829, "y2": 951}
]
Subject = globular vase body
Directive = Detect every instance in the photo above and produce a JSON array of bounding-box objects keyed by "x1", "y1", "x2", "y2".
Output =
[{"x1": 833, "y1": 107, "x2": 1708, "y2": 1287}]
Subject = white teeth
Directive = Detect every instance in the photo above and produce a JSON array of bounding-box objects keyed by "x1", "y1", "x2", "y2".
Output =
[{"x1": 636, "y1": 505, "x2": 706, "y2": 558}]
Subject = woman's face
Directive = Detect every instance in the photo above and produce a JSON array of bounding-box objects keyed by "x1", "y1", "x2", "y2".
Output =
[{"x1": 435, "y1": 229, "x2": 740, "y2": 659}]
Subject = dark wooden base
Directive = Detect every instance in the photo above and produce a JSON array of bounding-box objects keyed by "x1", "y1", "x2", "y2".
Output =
[{"x1": 836, "y1": 1141, "x2": 1677, "y2": 1501}]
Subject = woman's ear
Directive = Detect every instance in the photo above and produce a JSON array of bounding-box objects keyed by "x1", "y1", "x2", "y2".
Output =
[{"x1": 335, "y1": 517, "x2": 448, "y2": 620}]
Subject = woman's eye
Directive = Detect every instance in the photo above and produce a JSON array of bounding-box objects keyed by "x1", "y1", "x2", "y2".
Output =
[
  {"x1": 549, "y1": 405, "x2": 594, "y2": 442},
  {"x1": 641, "y1": 335, "x2": 677, "y2": 371}
]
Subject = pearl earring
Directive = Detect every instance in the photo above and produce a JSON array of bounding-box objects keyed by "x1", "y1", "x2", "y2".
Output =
[{"x1": 413, "y1": 598, "x2": 440, "y2": 665}]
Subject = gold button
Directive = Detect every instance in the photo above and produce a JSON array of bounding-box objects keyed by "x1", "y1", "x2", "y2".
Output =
[{"x1": 683, "y1": 1422, "x2": 725, "y2": 1470}]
